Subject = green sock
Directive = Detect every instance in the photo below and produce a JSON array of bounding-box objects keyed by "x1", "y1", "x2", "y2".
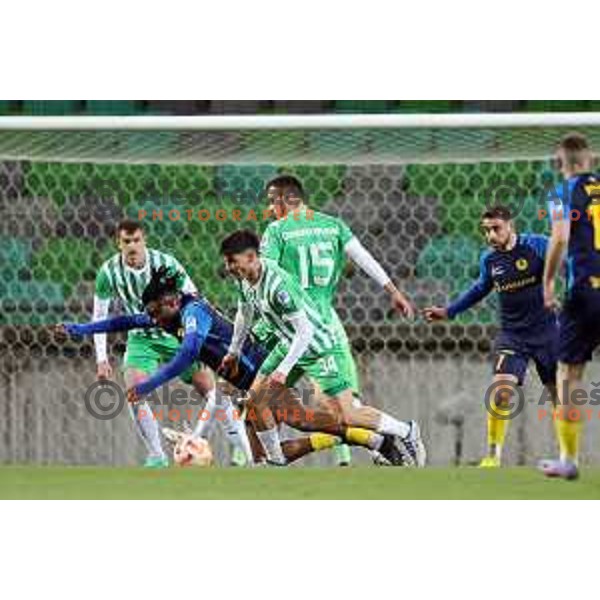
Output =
[
  {"x1": 333, "y1": 443, "x2": 352, "y2": 466},
  {"x1": 230, "y1": 447, "x2": 247, "y2": 467}
]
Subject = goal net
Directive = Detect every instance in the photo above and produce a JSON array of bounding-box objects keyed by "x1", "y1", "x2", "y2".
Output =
[{"x1": 1, "y1": 113, "x2": 599, "y2": 467}]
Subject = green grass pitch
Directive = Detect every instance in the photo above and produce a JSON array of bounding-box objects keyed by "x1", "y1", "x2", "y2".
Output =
[{"x1": 1, "y1": 466, "x2": 600, "y2": 499}]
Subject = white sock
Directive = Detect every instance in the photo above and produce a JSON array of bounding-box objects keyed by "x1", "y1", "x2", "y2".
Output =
[
  {"x1": 367, "y1": 432, "x2": 385, "y2": 451},
  {"x1": 193, "y1": 387, "x2": 218, "y2": 439},
  {"x1": 130, "y1": 401, "x2": 165, "y2": 459},
  {"x1": 377, "y1": 413, "x2": 411, "y2": 439},
  {"x1": 219, "y1": 396, "x2": 254, "y2": 465},
  {"x1": 256, "y1": 427, "x2": 286, "y2": 464}
]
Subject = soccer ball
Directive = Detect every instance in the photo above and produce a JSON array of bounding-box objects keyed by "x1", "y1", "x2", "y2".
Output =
[{"x1": 173, "y1": 435, "x2": 213, "y2": 467}]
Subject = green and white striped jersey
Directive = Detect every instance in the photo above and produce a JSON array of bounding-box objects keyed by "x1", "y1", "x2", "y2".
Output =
[
  {"x1": 238, "y1": 259, "x2": 335, "y2": 358},
  {"x1": 95, "y1": 248, "x2": 196, "y2": 340}
]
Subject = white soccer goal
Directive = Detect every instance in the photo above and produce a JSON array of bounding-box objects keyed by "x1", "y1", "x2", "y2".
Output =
[
  {"x1": 1, "y1": 112, "x2": 599, "y2": 467},
  {"x1": 1, "y1": 112, "x2": 600, "y2": 164}
]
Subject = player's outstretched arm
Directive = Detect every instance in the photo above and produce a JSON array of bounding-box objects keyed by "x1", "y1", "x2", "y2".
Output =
[
  {"x1": 344, "y1": 237, "x2": 414, "y2": 318},
  {"x1": 423, "y1": 254, "x2": 493, "y2": 322},
  {"x1": 129, "y1": 306, "x2": 212, "y2": 402},
  {"x1": 544, "y1": 219, "x2": 570, "y2": 310},
  {"x1": 56, "y1": 313, "x2": 153, "y2": 338},
  {"x1": 128, "y1": 332, "x2": 202, "y2": 402},
  {"x1": 422, "y1": 306, "x2": 449, "y2": 322}
]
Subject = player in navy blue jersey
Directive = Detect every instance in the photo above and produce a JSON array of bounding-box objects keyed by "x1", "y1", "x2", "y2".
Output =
[
  {"x1": 541, "y1": 133, "x2": 600, "y2": 480},
  {"x1": 423, "y1": 205, "x2": 559, "y2": 467},
  {"x1": 53, "y1": 266, "x2": 407, "y2": 466}
]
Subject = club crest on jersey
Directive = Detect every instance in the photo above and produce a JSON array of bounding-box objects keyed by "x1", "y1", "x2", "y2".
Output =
[
  {"x1": 276, "y1": 289, "x2": 291, "y2": 306},
  {"x1": 515, "y1": 258, "x2": 529, "y2": 272},
  {"x1": 184, "y1": 316, "x2": 197, "y2": 333}
]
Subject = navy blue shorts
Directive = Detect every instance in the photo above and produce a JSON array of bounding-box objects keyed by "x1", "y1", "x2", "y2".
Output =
[
  {"x1": 493, "y1": 336, "x2": 557, "y2": 386},
  {"x1": 230, "y1": 338, "x2": 268, "y2": 391},
  {"x1": 558, "y1": 289, "x2": 600, "y2": 364}
]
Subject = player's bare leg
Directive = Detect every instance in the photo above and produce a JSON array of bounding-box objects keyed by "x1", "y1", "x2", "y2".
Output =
[
  {"x1": 245, "y1": 375, "x2": 287, "y2": 464},
  {"x1": 245, "y1": 419, "x2": 341, "y2": 465},
  {"x1": 539, "y1": 362, "x2": 583, "y2": 480},
  {"x1": 242, "y1": 379, "x2": 405, "y2": 465},
  {"x1": 310, "y1": 379, "x2": 352, "y2": 466},
  {"x1": 264, "y1": 386, "x2": 407, "y2": 465},
  {"x1": 325, "y1": 389, "x2": 425, "y2": 466}
]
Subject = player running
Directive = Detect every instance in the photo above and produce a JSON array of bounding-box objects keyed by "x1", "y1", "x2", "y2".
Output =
[
  {"x1": 55, "y1": 266, "x2": 410, "y2": 466},
  {"x1": 260, "y1": 174, "x2": 415, "y2": 465},
  {"x1": 423, "y1": 205, "x2": 559, "y2": 467},
  {"x1": 90, "y1": 219, "x2": 251, "y2": 467},
  {"x1": 540, "y1": 133, "x2": 600, "y2": 480},
  {"x1": 220, "y1": 229, "x2": 426, "y2": 466}
]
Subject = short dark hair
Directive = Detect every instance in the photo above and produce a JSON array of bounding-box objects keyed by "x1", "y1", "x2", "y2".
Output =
[
  {"x1": 558, "y1": 132, "x2": 590, "y2": 153},
  {"x1": 141, "y1": 266, "x2": 182, "y2": 306},
  {"x1": 265, "y1": 174, "x2": 305, "y2": 199},
  {"x1": 557, "y1": 132, "x2": 592, "y2": 169},
  {"x1": 116, "y1": 218, "x2": 144, "y2": 236},
  {"x1": 481, "y1": 205, "x2": 513, "y2": 221},
  {"x1": 220, "y1": 230, "x2": 261, "y2": 255}
]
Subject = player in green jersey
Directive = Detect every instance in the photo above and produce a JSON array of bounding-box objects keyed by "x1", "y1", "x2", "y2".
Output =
[
  {"x1": 220, "y1": 230, "x2": 426, "y2": 466},
  {"x1": 93, "y1": 219, "x2": 252, "y2": 467},
  {"x1": 260, "y1": 174, "x2": 415, "y2": 465}
]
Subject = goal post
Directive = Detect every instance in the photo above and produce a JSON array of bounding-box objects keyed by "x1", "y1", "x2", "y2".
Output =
[
  {"x1": 2, "y1": 111, "x2": 600, "y2": 467},
  {"x1": 1, "y1": 112, "x2": 600, "y2": 164}
]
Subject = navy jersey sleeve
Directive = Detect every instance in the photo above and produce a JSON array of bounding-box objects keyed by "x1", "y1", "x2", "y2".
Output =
[
  {"x1": 447, "y1": 252, "x2": 494, "y2": 318},
  {"x1": 65, "y1": 313, "x2": 152, "y2": 336},
  {"x1": 134, "y1": 303, "x2": 213, "y2": 397},
  {"x1": 521, "y1": 233, "x2": 548, "y2": 260}
]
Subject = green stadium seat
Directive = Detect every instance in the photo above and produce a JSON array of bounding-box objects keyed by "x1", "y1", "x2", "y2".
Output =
[
  {"x1": 127, "y1": 200, "x2": 188, "y2": 239},
  {"x1": 308, "y1": 131, "x2": 366, "y2": 163},
  {"x1": 0, "y1": 101, "x2": 19, "y2": 115},
  {"x1": 215, "y1": 165, "x2": 278, "y2": 205},
  {"x1": 31, "y1": 237, "x2": 100, "y2": 298},
  {"x1": 391, "y1": 101, "x2": 456, "y2": 113},
  {"x1": 523, "y1": 100, "x2": 587, "y2": 112},
  {"x1": 22, "y1": 101, "x2": 82, "y2": 115},
  {"x1": 0, "y1": 239, "x2": 32, "y2": 297},
  {"x1": 334, "y1": 101, "x2": 392, "y2": 114},
  {"x1": 85, "y1": 101, "x2": 145, "y2": 115},
  {"x1": 0, "y1": 237, "x2": 31, "y2": 272},
  {"x1": 416, "y1": 235, "x2": 495, "y2": 324},
  {"x1": 124, "y1": 131, "x2": 179, "y2": 161},
  {"x1": 238, "y1": 131, "x2": 305, "y2": 163},
  {"x1": 0, "y1": 280, "x2": 65, "y2": 325}
]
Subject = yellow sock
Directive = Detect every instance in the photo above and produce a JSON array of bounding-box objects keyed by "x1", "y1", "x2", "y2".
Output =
[
  {"x1": 345, "y1": 427, "x2": 376, "y2": 449},
  {"x1": 555, "y1": 417, "x2": 582, "y2": 464},
  {"x1": 487, "y1": 400, "x2": 510, "y2": 459},
  {"x1": 309, "y1": 433, "x2": 339, "y2": 451}
]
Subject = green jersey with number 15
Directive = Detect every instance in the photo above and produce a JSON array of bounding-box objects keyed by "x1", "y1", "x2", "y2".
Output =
[{"x1": 260, "y1": 208, "x2": 354, "y2": 321}]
